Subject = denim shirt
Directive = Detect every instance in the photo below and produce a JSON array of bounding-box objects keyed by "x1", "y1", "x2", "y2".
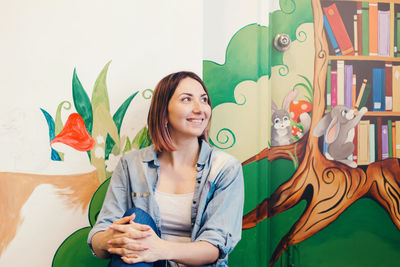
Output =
[{"x1": 88, "y1": 140, "x2": 244, "y2": 266}]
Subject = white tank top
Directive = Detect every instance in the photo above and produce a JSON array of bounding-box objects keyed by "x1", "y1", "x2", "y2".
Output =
[{"x1": 154, "y1": 190, "x2": 193, "y2": 242}]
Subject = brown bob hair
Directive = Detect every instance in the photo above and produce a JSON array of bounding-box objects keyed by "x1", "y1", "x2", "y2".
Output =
[{"x1": 147, "y1": 71, "x2": 212, "y2": 152}]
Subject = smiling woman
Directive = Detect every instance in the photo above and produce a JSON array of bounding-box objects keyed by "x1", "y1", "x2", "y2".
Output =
[{"x1": 88, "y1": 71, "x2": 244, "y2": 267}]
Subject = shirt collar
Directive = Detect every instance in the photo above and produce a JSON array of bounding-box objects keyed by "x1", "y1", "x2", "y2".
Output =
[{"x1": 142, "y1": 139, "x2": 212, "y2": 169}]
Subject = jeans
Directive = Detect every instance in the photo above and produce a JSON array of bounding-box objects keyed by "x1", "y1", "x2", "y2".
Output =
[{"x1": 110, "y1": 207, "x2": 167, "y2": 267}]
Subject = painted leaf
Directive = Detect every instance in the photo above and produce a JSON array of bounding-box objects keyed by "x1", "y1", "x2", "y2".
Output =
[
  {"x1": 91, "y1": 104, "x2": 120, "y2": 182},
  {"x1": 55, "y1": 101, "x2": 71, "y2": 135},
  {"x1": 40, "y1": 108, "x2": 62, "y2": 161},
  {"x1": 72, "y1": 68, "x2": 93, "y2": 134},
  {"x1": 132, "y1": 126, "x2": 150, "y2": 149},
  {"x1": 113, "y1": 91, "x2": 139, "y2": 134},
  {"x1": 92, "y1": 61, "x2": 111, "y2": 113},
  {"x1": 51, "y1": 113, "x2": 95, "y2": 151},
  {"x1": 52, "y1": 227, "x2": 109, "y2": 267},
  {"x1": 88, "y1": 178, "x2": 110, "y2": 227},
  {"x1": 123, "y1": 136, "x2": 132, "y2": 153}
]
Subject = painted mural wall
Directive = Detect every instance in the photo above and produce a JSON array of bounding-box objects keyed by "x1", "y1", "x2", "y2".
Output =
[
  {"x1": 0, "y1": 1, "x2": 202, "y2": 266},
  {"x1": 2, "y1": 0, "x2": 400, "y2": 266}
]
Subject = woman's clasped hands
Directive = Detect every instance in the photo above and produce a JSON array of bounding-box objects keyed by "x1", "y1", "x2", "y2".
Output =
[{"x1": 106, "y1": 213, "x2": 167, "y2": 264}]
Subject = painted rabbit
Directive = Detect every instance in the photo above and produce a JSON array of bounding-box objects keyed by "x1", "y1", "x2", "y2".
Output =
[{"x1": 271, "y1": 89, "x2": 311, "y2": 147}]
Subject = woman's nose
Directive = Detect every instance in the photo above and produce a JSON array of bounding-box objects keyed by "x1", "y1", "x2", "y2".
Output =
[{"x1": 192, "y1": 100, "x2": 201, "y2": 113}]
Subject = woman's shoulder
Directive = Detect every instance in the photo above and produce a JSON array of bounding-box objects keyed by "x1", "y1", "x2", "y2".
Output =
[{"x1": 120, "y1": 145, "x2": 156, "y2": 165}]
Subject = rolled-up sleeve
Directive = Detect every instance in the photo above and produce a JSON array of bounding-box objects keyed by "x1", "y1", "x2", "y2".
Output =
[
  {"x1": 195, "y1": 158, "x2": 244, "y2": 266},
  {"x1": 87, "y1": 158, "x2": 129, "y2": 252}
]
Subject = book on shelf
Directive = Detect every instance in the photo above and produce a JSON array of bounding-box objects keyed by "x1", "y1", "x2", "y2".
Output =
[
  {"x1": 388, "y1": 120, "x2": 393, "y2": 158},
  {"x1": 353, "y1": 125, "x2": 358, "y2": 161},
  {"x1": 396, "y1": 121, "x2": 400, "y2": 157},
  {"x1": 385, "y1": 62, "x2": 392, "y2": 111},
  {"x1": 324, "y1": 14, "x2": 342, "y2": 55},
  {"x1": 394, "y1": 12, "x2": 400, "y2": 57},
  {"x1": 357, "y1": 2, "x2": 363, "y2": 56},
  {"x1": 352, "y1": 74, "x2": 356, "y2": 109},
  {"x1": 337, "y1": 60, "x2": 345, "y2": 105},
  {"x1": 354, "y1": 15, "x2": 358, "y2": 56},
  {"x1": 390, "y1": 3, "x2": 395, "y2": 57},
  {"x1": 362, "y1": 2, "x2": 369, "y2": 57},
  {"x1": 393, "y1": 66, "x2": 400, "y2": 112},
  {"x1": 327, "y1": 60, "x2": 332, "y2": 110},
  {"x1": 355, "y1": 79, "x2": 368, "y2": 110},
  {"x1": 344, "y1": 65, "x2": 353, "y2": 109},
  {"x1": 331, "y1": 70, "x2": 338, "y2": 108},
  {"x1": 358, "y1": 120, "x2": 370, "y2": 165},
  {"x1": 369, "y1": 123, "x2": 375, "y2": 163},
  {"x1": 378, "y1": 10, "x2": 390, "y2": 57},
  {"x1": 369, "y1": 2, "x2": 378, "y2": 56},
  {"x1": 377, "y1": 118, "x2": 382, "y2": 161},
  {"x1": 372, "y1": 68, "x2": 385, "y2": 111},
  {"x1": 323, "y1": 3, "x2": 354, "y2": 56},
  {"x1": 392, "y1": 122, "x2": 396, "y2": 157},
  {"x1": 382, "y1": 124, "x2": 389, "y2": 160}
]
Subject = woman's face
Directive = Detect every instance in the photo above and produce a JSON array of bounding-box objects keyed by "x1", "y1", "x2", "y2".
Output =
[{"x1": 167, "y1": 77, "x2": 211, "y2": 141}]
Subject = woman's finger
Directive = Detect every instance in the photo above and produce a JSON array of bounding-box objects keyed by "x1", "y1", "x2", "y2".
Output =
[
  {"x1": 114, "y1": 213, "x2": 135, "y2": 225},
  {"x1": 121, "y1": 255, "x2": 140, "y2": 264}
]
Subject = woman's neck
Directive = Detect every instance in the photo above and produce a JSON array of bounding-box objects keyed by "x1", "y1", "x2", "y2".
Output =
[{"x1": 159, "y1": 138, "x2": 201, "y2": 168}]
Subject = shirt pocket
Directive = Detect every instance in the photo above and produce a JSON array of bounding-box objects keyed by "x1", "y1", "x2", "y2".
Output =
[{"x1": 131, "y1": 192, "x2": 150, "y2": 211}]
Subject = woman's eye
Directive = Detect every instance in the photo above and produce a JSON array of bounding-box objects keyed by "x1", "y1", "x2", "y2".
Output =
[
  {"x1": 201, "y1": 97, "x2": 208, "y2": 103},
  {"x1": 182, "y1": 97, "x2": 190, "y2": 102}
]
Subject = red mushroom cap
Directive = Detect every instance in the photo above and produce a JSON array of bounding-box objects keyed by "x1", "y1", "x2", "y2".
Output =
[
  {"x1": 289, "y1": 100, "x2": 312, "y2": 122},
  {"x1": 51, "y1": 113, "x2": 95, "y2": 151},
  {"x1": 291, "y1": 125, "x2": 303, "y2": 137}
]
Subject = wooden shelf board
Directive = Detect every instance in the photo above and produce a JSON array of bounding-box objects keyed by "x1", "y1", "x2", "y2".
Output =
[
  {"x1": 363, "y1": 111, "x2": 400, "y2": 116},
  {"x1": 328, "y1": 55, "x2": 400, "y2": 62}
]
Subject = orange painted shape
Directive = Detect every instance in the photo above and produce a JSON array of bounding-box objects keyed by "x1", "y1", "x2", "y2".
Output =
[{"x1": 51, "y1": 113, "x2": 95, "y2": 151}]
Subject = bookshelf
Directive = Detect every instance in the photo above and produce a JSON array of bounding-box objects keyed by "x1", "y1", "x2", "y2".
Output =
[{"x1": 317, "y1": 0, "x2": 400, "y2": 165}]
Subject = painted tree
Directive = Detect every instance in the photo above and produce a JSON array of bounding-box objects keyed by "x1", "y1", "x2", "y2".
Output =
[{"x1": 242, "y1": 1, "x2": 400, "y2": 266}]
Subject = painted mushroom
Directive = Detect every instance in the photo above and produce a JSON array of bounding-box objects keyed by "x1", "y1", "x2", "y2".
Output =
[
  {"x1": 289, "y1": 100, "x2": 312, "y2": 123},
  {"x1": 51, "y1": 113, "x2": 95, "y2": 151}
]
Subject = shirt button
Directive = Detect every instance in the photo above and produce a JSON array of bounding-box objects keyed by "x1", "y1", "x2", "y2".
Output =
[
  {"x1": 197, "y1": 180, "x2": 201, "y2": 184},
  {"x1": 193, "y1": 201, "x2": 196, "y2": 204}
]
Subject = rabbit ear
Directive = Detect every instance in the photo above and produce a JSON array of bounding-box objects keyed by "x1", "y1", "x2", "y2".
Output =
[
  {"x1": 325, "y1": 116, "x2": 340, "y2": 144},
  {"x1": 282, "y1": 89, "x2": 298, "y2": 110},
  {"x1": 271, "y1": 101, "x2": 278, "y2": 112}
]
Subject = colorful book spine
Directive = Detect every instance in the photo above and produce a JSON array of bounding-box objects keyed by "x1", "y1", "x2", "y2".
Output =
[
  {"x1": 323, "y1": 4, "x2": 355, "y2": 56},
  {"x1": 352, "y1": 74, "x2": 356, "y2": 109},
  {"x1": 357, "y1": 2, "x2": 363, "y2": 56},
  {"x1": 353, "y1": 125, "x2": 358, "y2": 162},
  {"x1": 324, "y1": 14, "x2": 342, "y2": 55},
  {"x1": 327, "y1": 60, "x2": 332, "y2": 110},
  {"x1": 362, "y1": 2, "x2": 369, "y2": 57},
  {"x1": 382, "y1": 124, "x2": 389, "y2": 160},
  {"x1": 360, "y1": 83, "x2": 372, "y2": 110},
  {"x1": 331, "y1": 70, "x2": 338, "y2": 107},
  {"x1": 390, "y1": 3, "x2": 395, "y2": 57},
  {"x1": 378, "y1": 10, "x2": 390, "y2": 57},
  {"x1": 358, "y1": 120, "x2": 370, "y2": 165},
  {"x1": 377, "y1": 118, "x2": 382, "y2": 161},
  {"x1": 369, "y1": 2, "x2": 378, "y2": 56},
  {"x1": 354, "y1": 15, "x2": 358, "y2": 56},
  {"x1": 392, "y1": 122, "x2": 396, "y2": 158},
  {"x1": 396, "y1": 13, "x2": 400, "y2": 57},
  {"x1": 388, "y1": 120, "x2": 393, "y2": 158},
  {"x1": 355, "y1": 79, "x2": 368, "y2": 110},
  {"x1": 344, "y1": 65, "x2": 353, "y2": 109},
  {"x1": 393, "y1": 66, "x2": 400, "y2": 112},
  {"x1": 370, "y1": 123, "x2": 375, "y2": 163},
  {"x1": 385, "y1": 62, "x2": 393, "y2": 111},
  {"x1": 396, "y1": 121, "x2": 400, "y2": 158},
  {"x1": 372, "y1": 68, "x2": 385, "y2": 111},
  {"x1": 337, "y1": 60, "x2": 345, "y2": 105}
]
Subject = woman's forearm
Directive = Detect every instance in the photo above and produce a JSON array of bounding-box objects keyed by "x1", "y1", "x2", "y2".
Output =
[
  {"x1": 91, "y1": 230, "x2": 111, "y2": 259},
  {"x1": 163, "y1": 240, "x2": 219, "y2": 266}
]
